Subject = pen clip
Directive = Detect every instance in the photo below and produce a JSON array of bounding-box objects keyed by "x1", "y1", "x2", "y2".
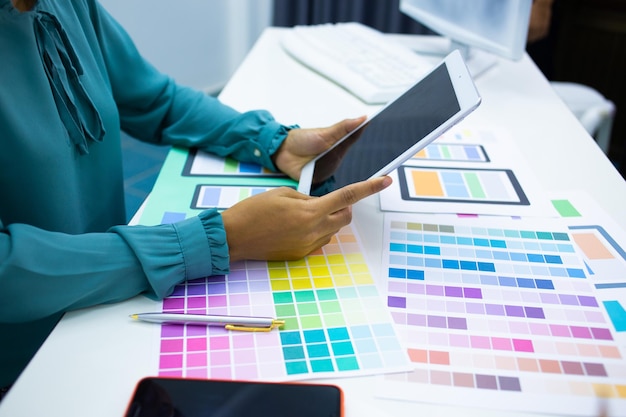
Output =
[{"x1": 224, "y1": 320, "x2": 285, "y2": 332}]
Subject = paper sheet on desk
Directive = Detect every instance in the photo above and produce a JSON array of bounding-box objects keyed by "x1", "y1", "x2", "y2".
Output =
[
  {"x1": 137, "y1": 147, "x2": 412, "y2": 382},
  {"x1": 379, "y1": 125, "x2": 556, "y2": 217},
  {"x1": 137, "y1": 148, "x2": 297, "y2": 225},
  {"x1": 374, "y1": 193, "x2": 626, "y2": 416}
]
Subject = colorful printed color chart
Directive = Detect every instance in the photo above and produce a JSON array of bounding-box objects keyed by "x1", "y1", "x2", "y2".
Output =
[
  {"x1": 397, "y1": 165, "x2": 529, "y2": 205},
  {"x1": 191, "y1": 185, "x2": 281, "y2": 210},
  {"x1": 378, "y1": 213, "x2": 626, "y2": 416},
  {"x1": 158, "y1": 225, "x2": 410, "y2": 381},
  {"x1": 380, "y1": 126, "x2": 556, "y2": 217},
  {"x1": 569, "y1": 225, "x2": 626, "y2": 290},
  {"x1": 138, "y1": 147, "x2": 296, "y2": 225},
  {"x1": 183, "y1": 149, "x2": 283, "y2": 176},
  {"x1": 413, "y1": 143, "x2": 490, "y2": 163},
  {"x1": 567, "y1": 224, "x2": 626, "y2": 335}
]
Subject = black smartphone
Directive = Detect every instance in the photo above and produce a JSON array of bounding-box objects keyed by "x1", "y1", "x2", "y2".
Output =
[{"x1": 124, "y1": 377, "x2": 344, "y2": 417}]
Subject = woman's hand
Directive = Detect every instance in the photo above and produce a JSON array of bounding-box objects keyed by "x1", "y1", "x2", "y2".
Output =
[
  {"x1": 221, "y1": 175, "x2": 392, "y2": 261},
  {"x1": 273, "y1": 116, "x2": 366, "y2": 180}
]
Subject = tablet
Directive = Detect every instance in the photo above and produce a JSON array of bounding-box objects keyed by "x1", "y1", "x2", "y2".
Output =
[{"x1": 297, "y1": 50, "x2": 481, "y2": 195}]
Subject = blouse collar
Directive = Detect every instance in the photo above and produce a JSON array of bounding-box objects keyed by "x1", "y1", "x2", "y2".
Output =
[
  {"x1": 2, "y1": 2, "x2": 105, "y2": 155},
  {"x1": 33, "y1": 10, "x2": 105, "y2": 154}
]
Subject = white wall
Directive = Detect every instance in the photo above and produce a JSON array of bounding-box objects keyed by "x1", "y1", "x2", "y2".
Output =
[{"x1": 98, "y1": 0, "x2": 274, "y2": 93}]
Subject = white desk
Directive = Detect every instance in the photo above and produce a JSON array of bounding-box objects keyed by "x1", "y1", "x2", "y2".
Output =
[{"x1": 1, "y1": 28, "x2": 625, "y2": 417}]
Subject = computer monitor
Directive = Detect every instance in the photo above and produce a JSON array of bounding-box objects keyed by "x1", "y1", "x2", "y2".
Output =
[{"x1": 399, "y1": 0, "x2": 532, "y2": 75}]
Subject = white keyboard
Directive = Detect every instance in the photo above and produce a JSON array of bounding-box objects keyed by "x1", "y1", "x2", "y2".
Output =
[{"x1": 280, "y1": 22, "x2": 434, "y2": 104}]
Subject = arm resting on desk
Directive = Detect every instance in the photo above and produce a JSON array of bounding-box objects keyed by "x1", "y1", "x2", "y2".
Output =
[{"x1": 0, "y1": 210, "x2": 227, "y2": 323}]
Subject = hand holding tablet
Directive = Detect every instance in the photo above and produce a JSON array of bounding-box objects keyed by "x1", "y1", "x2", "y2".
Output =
[
  {"x1": 222, "y1": 50, "x2": 479, "y2": 262},
  {"x1": 296, "y1": 50, "x2": 482, "y2": 195}
]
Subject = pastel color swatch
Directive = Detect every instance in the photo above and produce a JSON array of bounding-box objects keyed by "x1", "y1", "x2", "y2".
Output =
[
  {"x1": 379, "y1": 213, "x2": 626, "y2": 416},
  {"x1": 183, "y1": 149, "x2": 282, "y2": 177},
  {"x1": 569, "y1": 225, "x2": 626, "y2": 291},
  {"x1": 191, "y1": 185, "x2": 276, "y2": 210},
  {"x1": 158, "y1": 225, "x2": 409, "y2": 381},
  {"x1": 398, "y1": 166, "x2": 529, "y2": 205},
  {"x1": 413, "y1": 143, "x2": 489, "y2": 162}
]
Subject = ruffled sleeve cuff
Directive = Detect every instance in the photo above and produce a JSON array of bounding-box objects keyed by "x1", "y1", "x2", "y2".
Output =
[
  {"x1": 196, "y1": 209, "x2": 229, "y2": 275},
  {"x1": 261, "y1": 122, "x2": 299, "y2": 172},
  {"x1": 170, "y1": 208, "x2": 229, "y2": 282},
  {"x1": 136, "y1": 209, "x2": 229, "y2": 300}
]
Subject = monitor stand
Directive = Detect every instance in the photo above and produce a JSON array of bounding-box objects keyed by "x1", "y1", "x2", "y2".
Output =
[
  {"x1": 385, "y1": 34, "x2": 499, "y2": 79},
  {"x1": 451, "y1": 41, "x2": 498, "y2": 78}
]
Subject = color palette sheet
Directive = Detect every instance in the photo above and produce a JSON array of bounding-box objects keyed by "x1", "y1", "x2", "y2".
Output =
[
  {"x1": 138, "y1": 147, "x2": 296, "y2": 225},
  {"x1": 380, "y1": 126, "x2": 555, "y2": 217},
  {"x1": 182, "y1": 149, "x2": 283, "y2": 177},
  {"x1": 551, "y1": 192, "x2": 626, "y2": 338},
  {"x1": 396, "y1": 165, "x2": 529, "y2": 205},
  {"x1": 157, "y1": 224, "x2": 410, "y2": 381},
  {"x1": 191, "y1": 185, "x2": 276, "y2": 210},
  {"x1": 137, "y1": 147, "x2": 410, "y2": 381},
  {"x1": 555, "y1": 193, "x2": 626, "y2": 294},
  {"x1": 413, "y1": 142, "x2": 490, "y2": 162},
  {"x1": 377, "y1": 212, "x2": 626, "y2": 415}
]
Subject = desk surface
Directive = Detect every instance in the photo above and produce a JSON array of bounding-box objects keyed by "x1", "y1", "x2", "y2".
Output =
[{"x1": 1, "y1": 28, "x2": 625, "y2": 417}]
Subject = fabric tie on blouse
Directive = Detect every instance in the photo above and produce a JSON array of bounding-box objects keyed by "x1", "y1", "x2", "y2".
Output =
[{"x1": 33, "y1": 10, "x2": 104, "y2": 155}]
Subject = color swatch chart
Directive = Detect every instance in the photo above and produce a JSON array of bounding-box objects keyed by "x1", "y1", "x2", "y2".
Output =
[
  {"x1": 137, "y1": 147, "x2": 296, "y2": 226},
  {"x1": 157, "y1": 224, "x2": 410, "y2": 381},
  {"x1": 547, "y1": 194, "x2": 626, "y2": 336},
  {"x1": 567, "y1": 222, "x2": 626, "y2": 338},
  {"x1": 569, "y1": 224, "x2": 626, "y2": 291},
  {"x1": 413, "y1": 143, "x2": 490, "y2": 163},
  {"x1": 380, "y1": 126, "x2": 556, "y2": 217},
  {"x1": 377, "y1": 213, "x2": 626, "y2": 416},
  {"x1": 397, "y1": 165, "x2": 529, "y2": 205},
  {"x1": 191, "y1": 185, "x2": 282, "y2": 210},
  {"x1": 182, "y1": 149, "x2": 284, "y2": 177}
]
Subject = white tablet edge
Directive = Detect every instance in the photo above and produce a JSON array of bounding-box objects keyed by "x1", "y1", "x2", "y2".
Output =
[{"x1": 297, "y1": 49, "x2": 481, "y2": 195}]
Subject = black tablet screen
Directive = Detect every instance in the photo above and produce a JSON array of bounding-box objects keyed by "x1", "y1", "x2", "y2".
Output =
[{"x1": 311, "y1": 63, "x2": 460, "y2": 194}]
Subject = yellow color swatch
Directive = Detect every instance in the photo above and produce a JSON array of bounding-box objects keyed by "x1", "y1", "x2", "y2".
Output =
[
  {"x1": 291, "y1": 279, "x2": 313, "y2": 290},
  {"x1": 592, "y1": 383, "x2": 615, "y2": 398},
  {"x1": 289, "y1": 267, "x2": 310, "y2": 278},
  {"x1": 309, "y1": 266, "x2": 330, "y2": 277},
  {"x1": 334, "y1": 275, "x2": 354, "y2": 286},
  {"x1": 286, "y1": 258, "x2": 308, "y2": 268},
  {"x1": 414, "y1": 149, "x2": 427, "y2": 159},
  {"x1": 307, "y1": 255, "x2": 327, "y2": 267},
  {"x1": 353, "y1": 273, "x2": 373, "y2": 285},
  {"x1": 313, "y1": 277, "x2": 334, "y2": 288},
  {"x1": 269, "y1": 268, "x2": 289, "y2": 279},
  {"x1": 327, "y1": 254, "x2": 346, "y2": 265},
  {"x1": 270, "y1": 280, "x2": 291, "y2": 291},
  {"x1": 349, "y1": 263, "x2": 370, "y2": 274},
  {"x1": 330, "y1": 265, "x2": 349, "y2": 275}
]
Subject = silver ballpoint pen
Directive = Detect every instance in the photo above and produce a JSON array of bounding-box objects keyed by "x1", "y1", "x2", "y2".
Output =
[{"x1": 130, "y1": 312, "x2": 285, "y2": 332}]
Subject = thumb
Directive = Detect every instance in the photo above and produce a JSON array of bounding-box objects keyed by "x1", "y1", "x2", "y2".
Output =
[{"x1": 324, "y1": 116, "x2": 366, "y2": 146}]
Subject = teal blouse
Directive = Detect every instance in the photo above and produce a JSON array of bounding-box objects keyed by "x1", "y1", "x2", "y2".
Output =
[{"x1": 0, "y1": 0, "x2": 289, "y2": 386}]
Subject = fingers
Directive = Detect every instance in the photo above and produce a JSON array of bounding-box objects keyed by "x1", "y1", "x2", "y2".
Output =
[
  {"x1": 317, "y1": 175, "x2": 392, "y2": 214},
  {"x1": 324, "y1": 116, "x2": 367, "y2": 147},
  {"x1": 340, "y1": 116, "x2": 367, "y2": 134}
]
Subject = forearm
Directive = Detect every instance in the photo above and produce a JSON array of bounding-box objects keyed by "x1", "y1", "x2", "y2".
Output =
[
  {"x1": 160, "y1": 89, "x2": 293, "y2": 171},
  {"x1": 93, "y1": 3, "x2": 290, "y2": 170},
  {"x1": 0, "y1": 210, "x2": 227, "y2": 323}
]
